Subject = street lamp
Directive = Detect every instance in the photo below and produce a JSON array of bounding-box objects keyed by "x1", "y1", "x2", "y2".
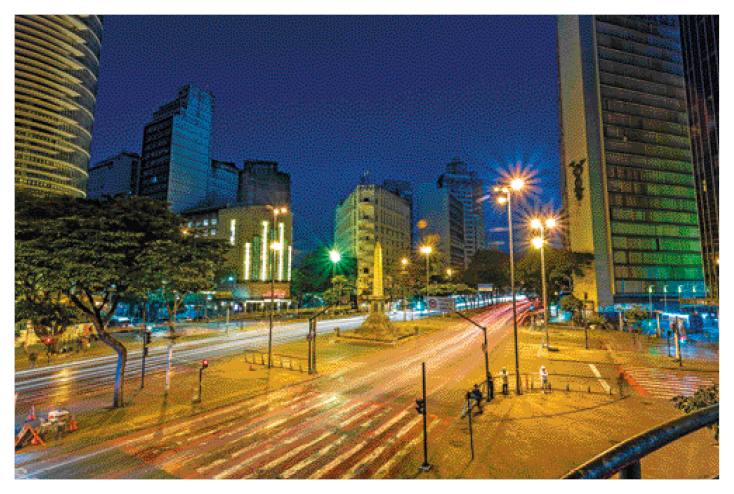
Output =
[
  {"x1": 531, "y1": 217, "x2": 556, "y2": 350},
  {"x1": 420, "y1": 246, "x2": 432, "y2": 302},
  {"x1": 664, "y1": 285, "x2": 668, "y2": 313},
  {"x1": 329, "y1": 249, "x2": 341, "y2": 278},
  {"x1": 267, "y1": 206, "x2": 288, "y2": 369},
  {"x1": 401, "y1": 257, "x2": 409, "y2": 321},
  {"x1": 494, "y1": 178, "x2": 524, "y2": 395},
  {"x1": 648, "y1": 285, "x2": 654, "y2": 318}
]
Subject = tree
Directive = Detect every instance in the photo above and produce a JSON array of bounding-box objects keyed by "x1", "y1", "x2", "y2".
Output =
[
  {"x1": 559, "y1": 295, "x2": 584, "y2": 325},
  {"x1": 623, "y1": 305, "x2": 649, "y2": 333},
  {"x1": 291, "y1": 247, "x2": 357, "y2": 302},
  {"x1": 460, "y1": 250, "x2": 510, "y2": 291},
  {"x1": 15, "y1": 193, "x2": 226, "y2": 408},
  {"x1": 673, "y1": 384, "x2": 718, "y2": 441},
  {"x1": 586, "y1": 313, "x2": 608, "y2": 329},
  {"x1": 323, "y1": 275, "x2": 355, "y2": 305},
  {"x1": 515, "y1": 249, "x2": 593, "y2": 300}
]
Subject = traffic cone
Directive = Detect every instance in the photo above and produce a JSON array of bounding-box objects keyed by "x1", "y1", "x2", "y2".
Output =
[
  {"x1": 68, "y1": 415, "x2": 78, "y2": 432},
  {"x1": 30, "y1": 431, "x2": 40, "y2": 446},
  {"x1": 26, "y1": 406, "x2": 36, "y2": 421}
]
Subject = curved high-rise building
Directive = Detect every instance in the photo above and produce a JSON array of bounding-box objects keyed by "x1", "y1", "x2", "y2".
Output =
[{"x1": 15, "y1": 15, "x2": 103, "y2": 197}]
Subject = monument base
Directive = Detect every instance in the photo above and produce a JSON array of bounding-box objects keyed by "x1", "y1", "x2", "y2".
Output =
[{"x1": 356, "y1": 313, "x2": 397, "y2": 339}]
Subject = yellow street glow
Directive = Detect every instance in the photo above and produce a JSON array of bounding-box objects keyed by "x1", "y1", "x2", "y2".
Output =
[
  {"x1": 546, "y1": 218, "x2": 557, "y2": 228},
  {"x1": 510, "y1": 178, "x2": 524, "y2": 190},
  {"x1": 532, "y1": 237, "x2": 544, "y2": 249},
  {"x1": 420, "y1": 246, "x2": 432, "y2": 254},
  {"x1": 329, "y1": 250, "x2": 341, "y2": 263},
  {"x1": 498, "y1": 197, "x2": 507, "y2": 205},
  {"x1": 531, "y1": 219, "x2": 542, "y2": 229}
]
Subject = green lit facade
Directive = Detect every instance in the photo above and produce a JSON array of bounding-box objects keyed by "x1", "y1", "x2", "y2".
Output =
[{"x1": 558, "y1": 15, "x2": 705, "y2": 308}]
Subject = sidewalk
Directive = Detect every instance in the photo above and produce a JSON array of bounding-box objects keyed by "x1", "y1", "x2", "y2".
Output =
[{"x1": 392, "y1": 322, "x2": 718, "y2": 479}]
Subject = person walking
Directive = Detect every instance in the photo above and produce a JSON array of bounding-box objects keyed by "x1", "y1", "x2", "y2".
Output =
[
  {"x1": 501, "y1": 367, "x2": 509, "y2": 395},
  {"x1": 28, "y1": 351, "x2": 37, "y2": 370},
  {"x1": 471, "y1": 384, "x2": 483, "y2": 413},
  {"x1": 540, "y1": 366, "x2": 549, "y2": 392},
  {"x1": 487, "y1": 371, "x2": 494, "y2": 402}
]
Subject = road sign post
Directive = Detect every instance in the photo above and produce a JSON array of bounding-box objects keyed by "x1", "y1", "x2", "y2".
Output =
[{"x1": 466, "y1": 391, "x2": 475, "y2": 461}]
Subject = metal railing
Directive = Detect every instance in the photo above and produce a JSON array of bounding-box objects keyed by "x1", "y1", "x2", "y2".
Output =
[
  {"x1": 562, "y1": 403, "x2": 718, "y2": 479},
  {"x1": 243, "y1": 351, "x2": 307, "y2": 373}
]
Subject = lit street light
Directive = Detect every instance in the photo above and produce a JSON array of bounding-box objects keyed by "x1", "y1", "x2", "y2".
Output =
[
  {"x1": 531, "y1": 216, "x2": 556, "y2": 350},
  {"x1": 267, "y1": 206, "x2": 287, "y2": 369},
  {"x1": 401, "y1": 257, "x2": 409, "y2": 321},
  {"x1": 494, "y1": 178, "x2": 524, "y2": 395},
  {"x1": 420, "y1": 246, "x2": 432, "y2": 301},
  {"x1": 329, "y1": 249, "x2": 341, "y2": 278}
]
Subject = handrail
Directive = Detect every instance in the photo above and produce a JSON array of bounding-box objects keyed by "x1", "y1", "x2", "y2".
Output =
[{"x1": 562, "y1": 403, "x2": 718, "y2": 479}]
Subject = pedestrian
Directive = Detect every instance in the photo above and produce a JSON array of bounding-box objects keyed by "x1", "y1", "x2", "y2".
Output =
[
  {"x1": 501, "y1": 367, "x2": 509, "y2": 395},
  {"x1": 471, "y1": 384, "x2": 483, "y2": 413},
  {"x1": 487, "y1": 371, "x2": 494, "y2": 402},
  {"x1": 28, "y1": 351, "x2": 37, "y2": 370},
  {"x1": 76, "y1": 337, "x2": 83, "y2": 353},
  {"x1": 540, "y1": 366, "x2": 549, "y2": 392}
]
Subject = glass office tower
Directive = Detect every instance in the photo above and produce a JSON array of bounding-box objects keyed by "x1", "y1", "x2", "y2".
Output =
[
  {"x1": 15, "y1": 15, "x2": 103, "y2": 197},
  {"x1": 557, "y1": 15, "x2": 705, "y2": 309},
  {"x1": 680, "y1": 15, "x2": 719, "y2": 299},
  {"x1": 138, "y1": 85, "x2": 214, "y2": 213}
]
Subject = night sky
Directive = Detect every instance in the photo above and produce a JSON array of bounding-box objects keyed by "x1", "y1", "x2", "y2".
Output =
[{"x1": 89, "y1": 15, "x2": 562, "y2": 256}]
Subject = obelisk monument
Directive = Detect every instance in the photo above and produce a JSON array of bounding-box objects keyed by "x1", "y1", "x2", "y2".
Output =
[{"x1": 358, "y1": 241, "x2": 395, "y2": 337}]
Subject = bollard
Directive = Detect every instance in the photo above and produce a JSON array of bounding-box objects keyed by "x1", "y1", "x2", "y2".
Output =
[
  {"x1": 566, "y1": 383, "x2": 569, "y2": 392},
  {"x1": 588, "y1": 385, "x2": 591, "y2": 394},
  {"x1": 335, "y1": 327, "x2": 340, "y2": 337}
]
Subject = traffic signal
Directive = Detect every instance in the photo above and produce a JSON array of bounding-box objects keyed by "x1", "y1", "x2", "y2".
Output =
[
  {"x1": 45, "y1": 338, "x2": 52, "y2": 345},
  {"x1": 143, "y1": 331, "x2": 151, "y2": 345},
  {"x1": 415, "y1": 398, "x2": 426, "y2": 415},
  {"x1": 202, "y1": 359, "x2": 209, "y2": 369}
]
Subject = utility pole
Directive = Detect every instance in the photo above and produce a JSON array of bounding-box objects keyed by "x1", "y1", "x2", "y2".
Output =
[
  {"x1": 454, "y1": 310, "x2": 490, "y2": 388},
  {"x1": 466, "y1": 391, "x2": 475, "y2": 461},
  {"x1": 508, "y1": 193, "x2": 522, "y2": 395},
  {"x1": 141, "y1": 330, "x2": 150, "y2": 389},
  {"x1": 418, "y1": 362, "x2": 431, "y2": 471}
]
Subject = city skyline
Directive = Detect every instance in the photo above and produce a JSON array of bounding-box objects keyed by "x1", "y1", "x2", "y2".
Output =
[{"x1": 88, "y1": 15, "x2": 562, "y2": 253}]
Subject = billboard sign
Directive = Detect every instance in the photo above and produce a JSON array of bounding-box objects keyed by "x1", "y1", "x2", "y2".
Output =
[
  {"x1": 478, "y1": 284, "x2": 494, "y2": 292},
  {"x1": 426, "y1": 297, "x2": 456, "y2": 312}
]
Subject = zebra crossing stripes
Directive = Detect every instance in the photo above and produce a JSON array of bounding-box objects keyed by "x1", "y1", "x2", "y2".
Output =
[{"x1": 622, "y1": 365, "x2": 717, "y2": 400}]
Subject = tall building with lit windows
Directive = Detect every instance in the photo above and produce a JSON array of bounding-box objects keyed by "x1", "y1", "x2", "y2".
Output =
[
  {"x1": 334, "y1": 184, "x2": 411, "y2": 297},
  {"x1": 138, "y1": 85, "x2": 214, "y2": 213},
  {"x1": 679, "y1": 15, "x2": 718, "y2": 299},
  {"x1": 15, "y1": 15, "x2": 103, "y2": 197},
  {"x1": 557, "y1": 15, "x2": 705, "y2": 309},
  {"x1": 181, "y1": 204, "x2": 293, "y2": 310}
]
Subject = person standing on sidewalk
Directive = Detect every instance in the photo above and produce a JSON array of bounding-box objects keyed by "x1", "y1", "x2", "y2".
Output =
[
  {"x1": 501, "y1": 367, "x2": 509, "y2": 395},
  {"x1": 471, "y1": 384, "x2": 484, "y2": 413},
  {"x1": 540, "y1": 366, "x2": 549, "y2": 392},
  {"x1": 487, "y1": 372, "x2": 494, "y2": 402},
  {"x1": 28, "y1": 351, "x2": 37, "y2": 370}
]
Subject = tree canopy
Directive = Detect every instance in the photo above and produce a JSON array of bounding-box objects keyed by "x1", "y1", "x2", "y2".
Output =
[
  {"x1": 459, "y1": 249, "x2": 511, "y2": 290},
  {"x1": 15, "y1": 193, "x2": 228, "y2": 407},
  {"x1": 515, "y1": 248, "x2": 593, "y2": 300}
]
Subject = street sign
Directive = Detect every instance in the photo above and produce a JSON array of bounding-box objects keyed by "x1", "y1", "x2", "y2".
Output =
[
  {"x1": 426, "y1": 297, "x2": 456, "y2": 312},
  {"x1": 478, "y1": 284, "x2": 494, "y2": 292}
]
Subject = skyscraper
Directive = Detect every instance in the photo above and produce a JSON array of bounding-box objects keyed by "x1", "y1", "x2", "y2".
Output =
[
  {"x1": 15, "y1": 15, "x2": 103, "y2": 197},
  {"x1": 238, "y1": 160, "x2": 291, "y2": 207},
  {"x1": 437, "y1": 158, "x2": 487, "y2": 266},
  {"x1": 557, "y1": 15, "x2": 705, "y2": 309},
  {"x1": 138, "y1": 85, "x2": 214, "y2": 213},
  {"x1": 414, "y1": 182, "x2": 465, "y2": 269},
  {"x1": 680, "y1": 15, "x2": 719, "y2": 299},
  {"x1": 381, "y1": 179, "x2": 414, "y2": 247},
  {"x1": 87, "y1": 151, "x2": 140, "y2": 199}
]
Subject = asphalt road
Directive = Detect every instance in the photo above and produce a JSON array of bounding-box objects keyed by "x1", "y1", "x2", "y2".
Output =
[
  {"x1": 16, "y1": 301, "x2": 530, "y2": 479},
  {"x1": 14, "y1": 299, "x2": 508, "y2": 412}
]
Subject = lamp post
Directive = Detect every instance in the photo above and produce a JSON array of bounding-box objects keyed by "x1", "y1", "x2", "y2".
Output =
[
  {"x1": 648, "y1": 285, "x2": 654, "y2": 319},
  {"x1": 495, "y1": 177, "x2": 524, "y2": 395},
  {"x1": 420, "y1": 246, "x2": 432, "y2": 306},
  {"x1": 401, "y1": 257, "x2": 409, "y2": 321},
  {"x1": 664, "y1": 285, "x2": 668, "y2": 313},
  {"x1": 531, "y1": 217, "x2": 556, "y2": 350},
  {"x1": 267, "y1": 206, "x2": 287, "y2": 369},
  {"x1": 329, "y1": 249, "x2": 341, "y2": 304}
]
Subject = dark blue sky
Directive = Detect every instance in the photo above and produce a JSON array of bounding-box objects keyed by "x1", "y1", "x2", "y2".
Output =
[{"x1": 90, "y1": 15, "x2": 562, "y2": 255}]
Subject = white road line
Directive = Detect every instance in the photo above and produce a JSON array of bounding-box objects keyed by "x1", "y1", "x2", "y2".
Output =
[
  {"x1": 343, "y1": 415, "x2": 422, "y2": 478},
  {"x1": 242, "y1": 431, "x2": 332, "y2": 479},
  {"x1": 374, "y1": 418, "x2": 440, "y2": 478},
  {"x1": 371, "y1": 409, "x2": 409, "y2": 437},
  {"x1": 338, "y1": 404, "x2": 379, "y2": 428},
  {"x1": 588, "y1": 364, "x2": 611, "y2": 394},
  {"x1": 309, "y1": 440, "x2": 367, "y2": 479},
  {"x1": 279, "y1": 435, "x2": 348, "y2": 478}
]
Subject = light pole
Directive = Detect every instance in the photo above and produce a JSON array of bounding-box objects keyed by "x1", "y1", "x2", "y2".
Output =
[
  {"x1": 648, "y1": 285, "x2": 654, "y2": 319},
  {"x1": 531, "y1": 217, "x2": 556, "y2": 350},
  {"x1": 495, "y1": 177, "x2": 524, "y2": 395},
  {"x1": 329, "y1": 249, "x2": 341, "y2": 304},
  {"x1": 664, "y1": 285, "x2": 668, "y2": 313},
  {"x1": 267, "y1": 206, "x2": 287, "y2": 369},
  {"x1": 401, "y1": 257, "x2": 409, "y2": 321},
  {"x1": 420, "y1": 246, "x2": 432, "y2": 308}
]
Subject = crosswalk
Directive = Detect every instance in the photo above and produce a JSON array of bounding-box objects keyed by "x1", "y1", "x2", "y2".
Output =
[
  {"x1": 621, "y1": 365, "x2": 717, "y2": 400},
  {"x1": 117, "y1": 389, "x2": 440, "y2": 479}
]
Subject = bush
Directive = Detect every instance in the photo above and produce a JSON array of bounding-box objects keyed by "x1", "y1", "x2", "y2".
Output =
[{"x1": 672, "y1": 384, "x2": 719, "y2": 441}]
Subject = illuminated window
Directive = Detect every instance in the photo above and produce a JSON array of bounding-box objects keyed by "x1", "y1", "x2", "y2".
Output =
[{"x1": 230, "y1": 219, "x2": 236, "y2": 246}]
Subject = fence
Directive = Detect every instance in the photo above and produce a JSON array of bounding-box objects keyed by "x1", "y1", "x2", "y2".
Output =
[
  {"x1": 483, "y1": 372, "x2": 619, "y2": 397},
  {"x1": 242, "y1": 351, "x2": 308, "y2": 373}
]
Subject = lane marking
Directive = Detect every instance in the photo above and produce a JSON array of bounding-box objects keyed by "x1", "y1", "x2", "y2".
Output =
[{"x1": 588, "y1": 364, "x2": 611, "y2": 394}]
